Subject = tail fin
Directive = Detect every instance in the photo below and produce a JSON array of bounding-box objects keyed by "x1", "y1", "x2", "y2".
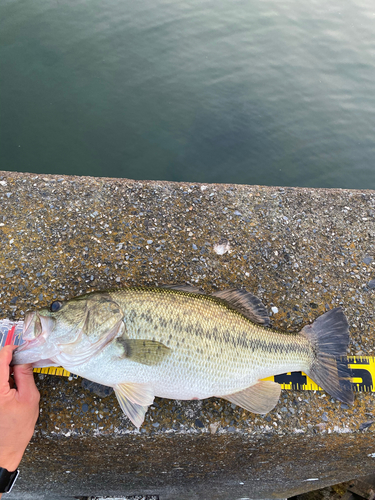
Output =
[{"x1": 301, "y1": 307, "x2": 353, "y2": 404}]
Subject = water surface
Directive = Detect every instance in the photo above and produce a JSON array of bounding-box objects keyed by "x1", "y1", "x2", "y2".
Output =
[{"x1": 1, "y1": 0, "x2": 375, "y2": 188}]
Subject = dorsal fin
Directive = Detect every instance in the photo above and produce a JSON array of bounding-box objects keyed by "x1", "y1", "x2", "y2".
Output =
[
  {"x1": 161, "y1": 284, "x2": 206, "y2": 295},
  {"x1": 211, "y1": 289, "x2": 270, "y2": 326}
]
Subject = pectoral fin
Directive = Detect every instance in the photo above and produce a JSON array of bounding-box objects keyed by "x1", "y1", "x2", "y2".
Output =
[
  {"x1": 116, "y1": 338, "x2": 170, "y2": 366},
  {"x1": 114, "y1": 382, "x2": 154, "y2": 428},
  {"x1": 221, "y1": 380, "x2": 281, "y2": 414}
]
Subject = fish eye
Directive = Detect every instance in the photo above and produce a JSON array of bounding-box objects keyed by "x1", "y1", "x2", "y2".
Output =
[{"x1": 50, "y1": 300, "x2": 63, "y2": 312}]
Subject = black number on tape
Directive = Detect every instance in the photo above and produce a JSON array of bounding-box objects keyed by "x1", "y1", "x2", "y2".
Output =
[
  {"x1": 274, "y1": 372, "x2": 307, "y2": 389},
  {"x1": 351, "y1": 368, "x2": 373, "y2": 392}
]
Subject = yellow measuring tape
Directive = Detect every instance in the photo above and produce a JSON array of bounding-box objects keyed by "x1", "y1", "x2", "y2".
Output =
[
  {"x1": 34, "y1": 356, "x2": 375, "y2": 392},
  {"x1": 34, "y1": 366, "x2": 71, "y2": 377},
  {"x1": 263, "y1": 356, "x2": 374, "y2": 392}
]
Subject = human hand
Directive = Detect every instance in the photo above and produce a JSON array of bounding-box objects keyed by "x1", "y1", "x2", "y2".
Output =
[{"x1": 0, "y1": 345, "x2": 40, "y2": 473}]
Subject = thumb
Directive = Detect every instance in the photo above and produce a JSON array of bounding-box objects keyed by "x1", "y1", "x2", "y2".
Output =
[
  {"x1": 0, "y1": 345, "x2": 16, "y2": 394},
  {"x1": 13, "y1": 364, "x2": 39, "y2": 402}
]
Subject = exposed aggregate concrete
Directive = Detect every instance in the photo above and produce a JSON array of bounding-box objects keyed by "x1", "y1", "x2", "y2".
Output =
[{"x1": 1, "y1": 170, "x2": 375, "y2": 499}]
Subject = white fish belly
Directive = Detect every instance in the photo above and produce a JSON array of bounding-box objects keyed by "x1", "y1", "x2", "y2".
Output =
[{"x1": 59, "y1": 341, "x2": 308, "y2": 400}]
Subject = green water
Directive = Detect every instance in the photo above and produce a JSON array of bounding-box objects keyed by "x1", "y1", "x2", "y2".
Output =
[{"x1": 1, "y1": 0, "x2": 375, "y2": 188}]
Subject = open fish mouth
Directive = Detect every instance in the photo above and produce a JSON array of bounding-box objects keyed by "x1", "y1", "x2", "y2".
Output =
[
  {"x1": 23, "y1": 310, "x2": 42, "y2": 339},
  {"x1": 22, "y1": 311, "x2": 55, "y2": 341},
  {"x1": 14, "y1": 311, "x2": 44, "y2": 352},
  {"x1": 23, "y1": 310, "x2": 35, "y2": 332},
  {"x1": 12, "y1": 311, "x2": 55, "y2": 364}
]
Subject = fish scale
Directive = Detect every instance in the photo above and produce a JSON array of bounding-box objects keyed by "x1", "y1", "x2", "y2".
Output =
[
  {"x1": 113, "y1": 289, "x2": 312, "y2": 384},
  {"x1": 13, "y1": 285, "x2": 353, "y2": 428}
]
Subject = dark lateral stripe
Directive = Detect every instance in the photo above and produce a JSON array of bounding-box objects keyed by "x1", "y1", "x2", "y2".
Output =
[
  {"x1": 162, "y1": 317, "x2": 309, "y2": 356},
  {"x1": 120, "y1": 288, "x2": 306, "y2": 351}
]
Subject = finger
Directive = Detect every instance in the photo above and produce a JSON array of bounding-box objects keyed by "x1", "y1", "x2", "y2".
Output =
[
  {"x1": 13, "y1": 364, "x2": 39, "y2": 402},
  {"x1": 0, "y1": 345, "x2": 17, "y2": 392}
]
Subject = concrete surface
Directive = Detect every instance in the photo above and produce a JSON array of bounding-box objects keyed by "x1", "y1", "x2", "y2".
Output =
[{"x1": 1, "y1": 171, "x2": 374, "y2": 499}]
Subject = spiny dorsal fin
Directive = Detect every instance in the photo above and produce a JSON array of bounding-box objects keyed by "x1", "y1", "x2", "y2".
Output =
[
  {"x1": 211, "y1": 289, "x2": 270, "y2": 326},
  {"x1": 161, "y1": 284, "x2": 206, "y2": 294},
  {"x1": 116, "y1": 338, "x2": 170, "y2": 366},
  {"x1": 221, "y1": 380, "x2": 281, "y2": 414}
]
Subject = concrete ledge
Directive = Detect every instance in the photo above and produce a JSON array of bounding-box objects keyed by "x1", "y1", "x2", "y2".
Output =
[
  {"x1": 1, "y1": 171, "x2": 375, "y2": 499},
  {"x1": 9, "y1": 427, "x2": 375, "y2": 499}
]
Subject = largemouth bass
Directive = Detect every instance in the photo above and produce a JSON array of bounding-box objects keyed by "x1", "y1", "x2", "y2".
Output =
[{"x1": 13, "y1": 286, "x2": 353, "y2": 427}]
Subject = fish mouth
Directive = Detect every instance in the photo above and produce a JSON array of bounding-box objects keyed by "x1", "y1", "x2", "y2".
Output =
[
  {"x1": 16, "y1": 311, "x2": 44, "y2": 351},
  {"x1": 12, "y1": 311, "x2": 56, "y2": 366},
  {"x1": 23, "y1": 310, "x2": 38, "y2": 338},
  {"x1": 13, "y1": 311, "x2": 55, "y2": 362}
]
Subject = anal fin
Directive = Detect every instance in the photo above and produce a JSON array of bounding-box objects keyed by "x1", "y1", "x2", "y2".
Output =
[
  {"x1": 221, "y1": 380, "x2": 281, "y2": 414},
  {"x1": 114, "y1": 382, "x2": 154, "y2": 428}
]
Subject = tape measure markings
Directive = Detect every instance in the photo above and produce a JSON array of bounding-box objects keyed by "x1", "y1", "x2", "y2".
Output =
[
  {"x1": 34, "y1": 367, "x2": 71, "y2": 377},
  {"x1": 32, "y1": 356, "x2": 375, "y2": 392}
]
